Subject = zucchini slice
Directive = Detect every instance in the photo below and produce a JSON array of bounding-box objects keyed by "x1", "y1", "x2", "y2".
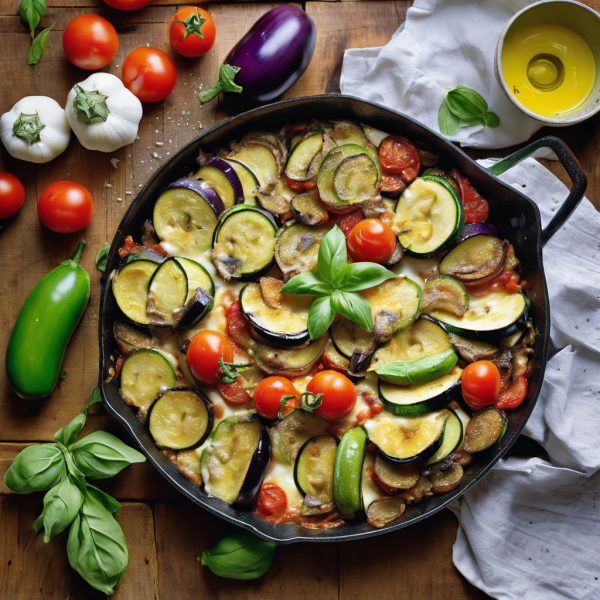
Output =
[
  {"x1": 394, "y1": 176, "x2": 464, "y2": 258},
  {"x1": 113, "y1": 321, "x2": 159, "y2": 356},
  {"x1": 285, "y1": 133, "x2": 324, "y2": 181},
  {"x1": 290, "y1": 189, "x2": 329, "y2": 226},
  {"x1": 200, "y1": 414, "x2": 270, "y2": 506},
  {"x1": 420, "y1": 275, "x2": 469, "y2": 317},
  {"x1": 333, "y1": 427, "x2": 367, "y2": 514},
  {"x1": 240, "y1": 282, "x2": 312, "y2": 347},
  {"x1": 223, "y1": 158, "x2": 259, "y2": 205},
  {"x1": 243, "y1": 130, "x2": 288, "y2": 166},
  {"x1": 147, "y1": 387, "x2": 213, "y2": 450},
  {"x1": 269, "y1": 409, "x2": 328, "y2": 465},
  {"x1": 250, "y1": 336, "x2": 328, "y2": 377},
  {"x1": 123, "y1": 248, "x2": 165, "y2": 265},
  {"x1": 370, "y1": 317, "x2": 452, "y2": 372},
  {"x1": 146, "y1": 258, "x2": 188, "y2": 328},
  {"x1": 317, "y1": 144, "x2": 381, "y2": 212},
  {"x1": 294, "y1": 435, "x2": 338, "y2": 507},
  {"x1": 378, "y1": 365, "x2": 463, "y2": 416},
  {"x1": 462, "y1": 407, "x2": 508, "y2": 453},
  {"x1": 153, "y1": 186, "x2": 219, "y2": 256},
  {"x1": 112, "y1": 260, "x2": 157, "y2": 326},
  {"x1": 374, "y1": 348, "x2": 458, "y2": 386},
  {"x1": 275, "y1": 223, "x2": 329, "y2": 281},
  {"x1": 331, "y1": 120, "x2": 378, "y2": 155},
  {"x1": 330, "y1": 316, "x2": 376, "y2": 359},
  {"x1": 424, "y1": 408, "x2": 463, "y2": 465},
  {"x1": 364, "y1": 410, "x2": 449, "y2": 463},
  {"x1": 228, "y1": 142, "x2": 279, "y2": 191},
  {"x1": 120, "y1": 349, "x2": 177, "y2": 416},
  {"x1": 361, "y1": 276, "x2": 422, "y2": 341},
  {"x1": 373, "y1": 455, "x2": 420, "y2": 490},
  {"x1": 430, "y1": 289, "x2": 527, "y2": 343},
  {"x1": 195, "y1": 165, "x2": 237, "y2": 210},
  {"x1": 212, "y1": 206, "x2": 277, "y2": 281},
  {"x1": 175, "y1": 257, "x2": 215, "y2": 301}
]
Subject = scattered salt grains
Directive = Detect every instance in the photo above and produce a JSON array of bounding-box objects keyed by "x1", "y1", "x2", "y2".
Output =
[
  {"x1": 141, "y1": 160, "x2": 145, "y2": 164},
  {"x1": 169, "y1": 139, "x2": 172, "y2": 144},
  {"x1": 110, "y1": 158, "x2": 119, "y2": 169},
  {"x1": 117, "y1": 197, "x2": 123, "y2": 202},
  {"x1": 105, "y1": 182, "x2": 113, "y2": 188},
  {"x1": 155, "y1": 129, "x2": 159, "y2": 134},
  {"x1": 152, "y1": 152, "x2": 159, "y2": 158},
  {"x1": 126, "y1": 191, "x2": 132, "y2": 195},
  {"x1": 166, "y1": 152, "x2": 171, "y2": 156},
  {"x1": 156, "y1": 142, "x2": 164, "y2": 147},
  {"x1": 182, "y1": 110, "x2": 186, "y2": 115}
]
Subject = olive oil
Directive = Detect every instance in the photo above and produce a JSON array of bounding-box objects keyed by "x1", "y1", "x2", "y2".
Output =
[{"x1": 501, "y1": 22, "x2": 595, "y2": 117}]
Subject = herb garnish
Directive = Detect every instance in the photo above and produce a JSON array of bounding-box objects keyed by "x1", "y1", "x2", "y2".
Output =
[
  {"x1": 438, "y1": 86, "x2": 500, "y2": 136},
  {"x1": 280, "y1": 225, "x2": 396, "y2": 340},
  {"x1": 278, "y1": 391, "x2": 323, "y2": 420},
  {"x1": 216, "y1": 356, "x2": 254, "y2": 384}
]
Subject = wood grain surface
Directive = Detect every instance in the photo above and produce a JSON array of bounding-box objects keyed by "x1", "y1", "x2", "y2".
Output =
[{"x1": 0, "y1": 0, "x2": 597, "y2": 598}]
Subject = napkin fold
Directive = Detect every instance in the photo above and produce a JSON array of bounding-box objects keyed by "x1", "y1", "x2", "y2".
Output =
[
  {"x1": 340, "y1": 0, "x2": 542, "y2": 149},
  {"x1": 450, "y1": 158, "x2": 600, "y2": 599}
]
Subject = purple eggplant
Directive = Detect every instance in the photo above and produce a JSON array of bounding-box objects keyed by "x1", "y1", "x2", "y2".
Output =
[
  {"x1": 199, "y1": 6, "x2": 316, "y2": 104},
  {"x1": 456, "y1": 222, "x2": 499, "y2": 244},
  {"x1": 236, "y1": 420, "x2": 270, "y2": 506},
  {"x1": 207, "y1": 157, "x2": 245, "y2": 204},
  {"x1": 167, "y1": 177, "x2": 225, "y2": 215}
]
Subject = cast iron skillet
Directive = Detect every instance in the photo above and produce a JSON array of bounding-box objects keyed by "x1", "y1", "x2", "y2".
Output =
[{"x1": 98, "y1": 95, "x2": 587, "y2": 544}]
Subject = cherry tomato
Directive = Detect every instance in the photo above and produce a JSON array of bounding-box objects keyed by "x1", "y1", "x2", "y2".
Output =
[
  {"x1": 170, "y1": 7, "x2": 216, "y2": 58},
  {"x1": 63, "y1": 14, "x2": 118, "y2": 70},
  {"x1": 347, "y1": 218, "x2": 396, "y2": 263},
  {"x1": 38, "y1": 181, "x2": 94, "y2": 233},
  {"x1": 122, "y1": 47, "x2": 177, "y2": 103},
  {"x1": 307, "y1": 370, "x2": 357, "y2": 421},
  {"x1": 0, "y1": 171, "x2": 25, "y2": 219},
  {"x1": 448, "y1": 169, "x2": 490, "y2": 223},
  {"x1": 102, "y1": 0, "x2": 152, "y2": 10},
  {"x1": 379, "y1": 135, "x2": 421, "y2": 183},
  {"x1": 254, "y1": 482, "x2": 287, "y2": 518},
  {"x1": 254, "y1": 376, "x2": 299, "y2": 420},
  {"x1": 186, "y1": 330, "x2": 232, "y2": 385},
  {"x1": 461, "y1": 360, "x2": 501, "y2": 410},
  {"x1": 337, "y1": 210, "x2": 364, "y2": 238},
  {"x1": 495, "y1": 375, "x2": 528, "y2": 410}
]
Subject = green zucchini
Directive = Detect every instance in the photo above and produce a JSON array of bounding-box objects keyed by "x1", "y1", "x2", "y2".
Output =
[
  {"x1": 228, "y1": 141, "x2": 279, "y2": 190},
  {"x1": 146, "y1": 257, "x2": 188, "y2": 328},
  {"x1": 222, "y1": 159, "x2": 259, "y2": 205},
  {"x1": 285, "y1": 133, "x2": 324, "y2": 181},
  {"x1": 374, "y1": 348, "x2": 458, "y2": 386},
  {"x1": 6, "y1": 242, "x2": 90, "y2": 399},
  {"x1": 275, "y1": 223, "x2": 329, "y2": 281},
  {"x1": 113, "y1": 259, "x2": 157, "y2": 326},
  {"x1": 333, "y1": 427, "x2": 367, "y2": 514},
  {"x1": 175, "y1": 257, "x2": 215, "y2": 301},
  {"x1": 330, "y1": 316, "x2": 377, "y2": 359},
  {"x1": 420, "y1": 275, "x2": 469, "y2": 317},
  {"x1": 269, "y1": 409, "x2": 328, "y2": 465},
  {"x1": 424, "y1": 408, "x2": 464, "y2": 465}
]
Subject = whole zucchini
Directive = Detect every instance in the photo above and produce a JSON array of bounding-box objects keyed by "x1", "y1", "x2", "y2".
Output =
[{"x1": 6, "y1": 241, "x2": 90, "y2": 399}]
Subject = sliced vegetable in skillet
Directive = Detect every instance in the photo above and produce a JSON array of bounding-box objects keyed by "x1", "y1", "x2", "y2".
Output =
[
  {"x1": 146, "y1": 257, "x2": 188, "y2": 328},
  {"x1": 420, "y1": 275, "x2": 469, "y2": 317},
  {"x1": 366, "y1": 496, "x2": 406, "y2": 528},
  {"x1": 275, "y1": 223, "x2": 329, "y2": 280},
  {"x1": 374, "y1": 348, "x2": 458, "y2": 386},
  {"x1": 195, "y1": 165, "x2": 239, "y2": 210},
  {"x1": 228, "y1": 141, "x2": 280, "y2": 191},
  {"x1": 222, "y1": 158, "x2": 259, "y2": 204},
  {"x1": 423, "y1": 408, "x2": 463, "y2": 465},
  {"x1": 112, "y1": 260, "x2": 157, "y2": 326},
  {"x1": 373, "y1": 455, "x2": 420, "y2": 491},
  {"x1": 462, "y1": 407, "x2": 508, "y2": 453},
  {"x1": 285, "y1": 133, "x2": 323, "y2": 181},
  {"x1": 113, "y1": 321, "x2": 159, "y2": 356},
  {"x1": 270, "y1": 409, "x2": 328, "y2": 465},
  {"x1": 330, "y1": 315, "x2": 377, "y2": 359},
  {"x1": 331, "y1": 120, "x2": 378, "y2": 155},
  {"x1": 290, "y1": 189, "x2": 329, "y2": 226},
  {"x1": 333, "y1": 427, "x2": 367, "y2": 514},
  {"x1": 175, "y1": 257, "x2": 215, "y2": 300}
]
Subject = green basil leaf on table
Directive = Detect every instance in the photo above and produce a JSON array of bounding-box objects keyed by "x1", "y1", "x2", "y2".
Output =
[
  {"x1": 19, "y1": 0, "x2": 46, "y2": 37},
  {"x1": 438, "y1": 98, "x2": 461, "y2": 136},
  {"x1": 64, "y1": 446, "x2": 88, "y2": 492},
  {"x1": 445, "y1": 85, "x2": 488, "y2": 119},
  {"x1": 95, "y1": 244, "x2": 110, "y2": 273},
  {"x1": 307, "y1": 296, "x2": 335, "y2": 340},
  {"x1": 459, "y1": 115, "x2": 485, "y2": 127},
  {"x1": 279, "y1": 269, "x2": 330, "y2": 296},
  {"x1": 70, "y1": 431, "x2": 146, "y2": 478},
  {"x1": 27, "y1": 22, "x2": 54, "y2": 66},
  {"x1": 55, "y1": 412, "x2": 87, "y2": 448},
  {"x1": 85, "y1": 484, "x2": 121, "y2": 515},
  {"x1": 4, "y1": 443, "x2": 64, "y2": 493},
  {"x1": 331, "y1": 289, "x2": 373, "y2": 333},
  {"x1": 482, "y1": 111, "x2": 500, "y2": 128},
  {"x1": 317, "y1": 226, "x2": 347, "y2": 285},
  {"x1": 67, "y1": 493, "x2": 128, "y2": 595},
  {"x1": 337, "y1": 262, "x2": 397, "y2": 292},
  {"x1": 199, "y1": 531, "x2": 276, "y2": 580}
]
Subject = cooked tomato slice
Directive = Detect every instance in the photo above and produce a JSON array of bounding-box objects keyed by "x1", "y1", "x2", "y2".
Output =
[
  {"x1": 380, "y1": 173, "x2": 406, "y2": 196},
  {"x1": 254, "y1": 482, "x2": 288, "y2": 518},
  {"x1": 285, "y1": 174, "x2": 307, "y2": 193},
  {"x1": 379, "y1": 135, "x2": 421, "y2": 183},
  {"x1": 218, "y1": 378, "x2": 252, "y2": 404},
  {"x1": 494, "y1": 375, "x2": 528, "y2": 410},
  {"x1": 337, "y1": 210, "x2": 364, "y2": 238},
  {"x1": 225, "y1": 301, "x2": 251, "y2": 345},
  {"x1": 448, "y1": 169, "x2": 490, "y2": 223}
]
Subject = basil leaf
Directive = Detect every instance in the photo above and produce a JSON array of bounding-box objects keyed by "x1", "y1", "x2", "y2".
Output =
[
  {"x1": 280, "y1": 269, "x2": 331, "y2": 296},
  {"x1": 460, "y1": 115, "x2": 485, "y2": 126},
  {"x1": 4, "y1": 443, "x2": 64, "y2": 493},
  {"x1": 373, "y1": 348, "x2": 457, "y2": 385},
  {"x1": 199, "y1": 531, "x2": 275, "y2": 580},
  {"x1": 331, "y1": 290, "x2": 373, "y2": 333},
  {"x1": 445, "y1": 86, "x2": 488, "y2": 119},
  {"x1": 483, "y1": 111, "x2": 500, "y2": 128},
  {"x1": 307, "y1": 296, "x2": 335, "y2": 340},
  {"x1": 87, "y1": 384, "x2": 104, "y2": 416},
  {"x1": 86, "y1": 484, "x2": 121, "y2": 515},
  {"x1": 67, "y1": 493, "x2": 128, "y2": 595},
  {"x1": 70, "y1": 431, "x2": 146, "y2": 479},
  {"x1": 20, "y1": 0, "x2": 46, "y2": 37},
  {"x1": 317, "y1": 226, "x2": 347, "y2": 285},
  {"x1": 35, "y1": 467, "x2": 84, "y2": 542},
  {"x1": 27, "y1": 22, "x2": 54, "y2": 66},
  {"x1": 438, "y1": 99, "x2": 461, "y2": 136},
  {"x1": 95, "y1": 244, "x2": 110, "y2": 273},
  {"x1": 64, "y1": 446, "x2": 88, "y2": 492},
  {"x1": 55, "y1": 412, "x2": 87, "y2": 447},
  {"x1": 337, "y1": 263, "x2": 396, "y2": 292}
]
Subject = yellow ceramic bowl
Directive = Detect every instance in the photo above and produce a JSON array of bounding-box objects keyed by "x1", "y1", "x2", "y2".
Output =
[{"x1": 495, "y1": 0, "x2": 600, "y2": 126}]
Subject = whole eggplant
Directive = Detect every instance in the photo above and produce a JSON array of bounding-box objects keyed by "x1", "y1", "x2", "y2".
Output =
[{"x1": 199, "y1": 6, "x2": 316, "y2": 104}]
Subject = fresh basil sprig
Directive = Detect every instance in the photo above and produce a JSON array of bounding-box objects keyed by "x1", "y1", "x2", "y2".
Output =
[
  {"x1": 27, "y1": 22, "x2": 54, "y2": 66},
  {"x1": 20, "y1": 0, "x2": 46, "y2": 38},
  {"x1": 3, "y1": 386, "x2": 145, "y2": 595},
  {"x1": 95, "y1": 244, "x2": 110, "y2": 273},
  {"x1": 280, "y1": 225, "x2": 396, "y2": 339},
  {"x1": 438, "y1": 85, "x2": 500, "y2": 136}
]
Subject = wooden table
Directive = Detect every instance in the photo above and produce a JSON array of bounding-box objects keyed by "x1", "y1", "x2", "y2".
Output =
[{"x1": 1, "y1": 1, "x2": 598, "y2": 598}]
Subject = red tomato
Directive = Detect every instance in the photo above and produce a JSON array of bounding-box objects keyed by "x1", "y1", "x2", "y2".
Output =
[
  {"x1": 380, "y1": 173, "x2": 406, "y2": 197},
  {"x1": 38, "y1": 181, "x2": 94, "y2": 233},
  {"x1": 218, "y1": 378, "x2": 252, "y2": 404},
  {"x1": 461, "y1": 360, "x2": 501, "y2": 410},
  {"x1": 63, "y1": 14, "x2": 118, "y2": 70},
  {"x1": 307, "y1": 370, "x2": 357, "y2": 421},
  {"x1": 495, "y1": 375, "x2": 528, "y2": 410},
  {"x1": 254, "y1": 376, "x2": 299, "y2": 420},
  {"x1": 122, "y1": 47, "x2": 177, "y2": 103},
  {"x1": 170, "y1": 7, "x2": 216, "y2": 58},
  {"x1": 225, "y1": 300, "x2": 251, "y2": 345},
  {"x1": 186, "y1": 330, "x2": 232, "y2": 385},
  {"x1": 347, "y1": 218, "x2": 396, "y2": 264},
  {"x1": 379, "y1": 135, "x2": 421, "y2": 183},
  {"x1": 337, "y1": 210, "x2": 364, "y2": 238},
  {"x1": 254, "y1": 482, "x2": 287, "y2": 518},
  {"x1": 0, "y1": 171, "x2": 25, "y2": 219},
  {"x1": 448, "y1": 169, "x2": 490, "y2": 223},
  {"x1": 102, "y1": 0, "x2": 152, "y2": 10},
  {"x1": 284, "y1": 174, "x2": 307, "y2": 193}
]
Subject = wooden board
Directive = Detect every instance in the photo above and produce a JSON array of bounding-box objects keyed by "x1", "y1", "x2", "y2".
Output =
[{"x1": 1, "y1": 0, "x2": 598, "y2": 598}]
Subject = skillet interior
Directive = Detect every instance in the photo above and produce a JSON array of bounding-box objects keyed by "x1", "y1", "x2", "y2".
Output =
[{"x1": 98, "y1": 94, "x2": 549, "y2": 544}]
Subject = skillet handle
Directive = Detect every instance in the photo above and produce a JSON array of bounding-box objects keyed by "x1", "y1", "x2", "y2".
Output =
[{"x1": 485, "y1": 136, "x2": 587, "y2": 246}]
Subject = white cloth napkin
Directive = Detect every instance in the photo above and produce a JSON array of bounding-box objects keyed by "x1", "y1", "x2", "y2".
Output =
[
  {"x1": 340, "y1": 0, "x2": 543, "y2": 149},
  {"x1": 449, "y1": 157, "x2": 600, "y2": 600}
]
